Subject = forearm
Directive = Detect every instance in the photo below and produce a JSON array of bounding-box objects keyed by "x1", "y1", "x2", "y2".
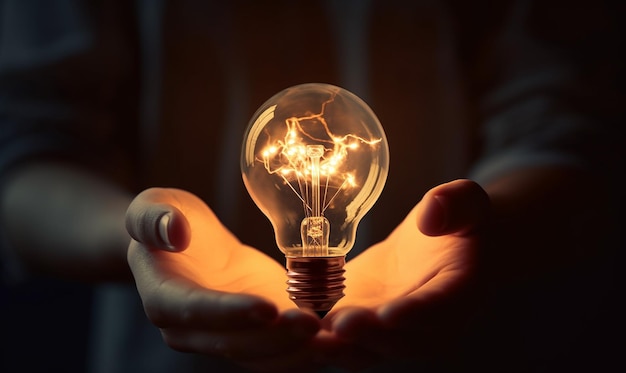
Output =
[{"x1": 0, "y1": 162, "x2": 133, "y2": 282}]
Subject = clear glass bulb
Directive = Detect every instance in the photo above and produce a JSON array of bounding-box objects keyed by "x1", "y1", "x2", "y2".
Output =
[{"x1": 241, "y1": 83, "x2": 389, "y2": 315}]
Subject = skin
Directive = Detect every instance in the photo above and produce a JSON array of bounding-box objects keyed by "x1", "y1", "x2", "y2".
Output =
[
  {"x1": 0, "y1": 162, "x2": 607, "y2": 372},
  {"x1": 125, "y1": 187, "x2": 322, "y2": 370},
  {"x1": 316, "y1": 167, "x2": 610, "y2": 371},
  {"x1": 318, "y1": 180, "x2": 489, "y2": 370}
]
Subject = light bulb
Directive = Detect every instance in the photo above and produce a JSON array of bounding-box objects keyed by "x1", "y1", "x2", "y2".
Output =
[{"x1": 241, "y1": 83, "x2": 389, "y2": 316}]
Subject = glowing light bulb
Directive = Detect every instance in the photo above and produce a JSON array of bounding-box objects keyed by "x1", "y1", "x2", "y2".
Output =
[{"x1": 241, "y1": 83, "x2": 389, "y2": 316}]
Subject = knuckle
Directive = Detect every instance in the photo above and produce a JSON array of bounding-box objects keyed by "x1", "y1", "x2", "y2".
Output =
[{"x1": 143, "y1": 297, "x2": 169, "y2": 328}]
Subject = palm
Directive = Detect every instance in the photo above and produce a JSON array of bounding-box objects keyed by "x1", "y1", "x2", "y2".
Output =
[
  {"x1": 336, "y1": 203, "x2": 477, "y2": 313},
  {"x1": 127, "y1": 188, "x2": 325, "y2": 369},
  {"x1": 312, "y1": 199, "x2": 482, "y2": 369},
  {"x1": 131, "y1": 188, "x2": 295, "y2": 310}
]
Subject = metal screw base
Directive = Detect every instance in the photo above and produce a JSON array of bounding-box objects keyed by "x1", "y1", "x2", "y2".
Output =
[{"x1": 285, "y1": 256, "x2": 346, "y2": 317}]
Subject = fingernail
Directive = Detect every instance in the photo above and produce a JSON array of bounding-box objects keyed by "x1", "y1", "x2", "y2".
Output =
[{"x1": 158, "y1": 213, "x2": 177, "y2": 251}]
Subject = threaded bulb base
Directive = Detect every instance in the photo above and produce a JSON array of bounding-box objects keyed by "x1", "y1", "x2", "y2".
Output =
[{"x1": 285, "y1": 256, "x2": 346, "y2": 317}]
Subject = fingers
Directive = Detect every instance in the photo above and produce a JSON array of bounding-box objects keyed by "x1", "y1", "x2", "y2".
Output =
[
  {"x1": 124, "y1": 188, "x2": 326, "y2": 370},
  {"x1": 326, "y1": 307, "x2": 415, "y2": 361},
  {"x1": 312, "y1": 329, "x2": 384, "y2": 372},
  {"x1": 328, "y1": 302, "x2": 465, "y2": 362},
  {"x1": 161, "y1": 309, "x2": 320, "y2": 361},
  {"x1": 417, "y1": 179, "x2": 490, "y2": 236},
  {"x1": 236, "y1": 332, "x2": 331, "y2": 373},
  {"x1": 326, "y1": 306, "x2": 380, "y2": 338},
  {"x1": 315, "y1": 179, "x2": 488, "y2": 368},
  {"x1": 125, "y1": 188, "x2": 192, "y2": 251},
  {"x1": 128, "y1": 240, "x2": 278, "y2": 330}
]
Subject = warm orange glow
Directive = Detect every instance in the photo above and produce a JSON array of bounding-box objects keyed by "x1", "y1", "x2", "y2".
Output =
[{"x1": 258, "y1": 94, "x2": 382, "y2": 220}]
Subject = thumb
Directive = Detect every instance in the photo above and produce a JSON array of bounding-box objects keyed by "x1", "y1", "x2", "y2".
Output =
[
  {"x1": 417, "y1": 179, "x2": 490, "y2": 236},
  {"x1": 125, "y1": 188, "x2": 191, "y2": 251}
]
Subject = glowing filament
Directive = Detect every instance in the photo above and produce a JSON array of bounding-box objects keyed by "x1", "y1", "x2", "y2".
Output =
[{"x1": 258, "y1": 96, "x2": 381, "y2": 255}]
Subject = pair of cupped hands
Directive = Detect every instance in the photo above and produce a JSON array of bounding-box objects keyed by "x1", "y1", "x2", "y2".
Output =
[{"x1": 125, "y1": 179, "x2": 490, "y2": 372}]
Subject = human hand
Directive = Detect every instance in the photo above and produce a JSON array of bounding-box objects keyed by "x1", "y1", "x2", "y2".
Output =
[
  {"x1": 317, "y1": 179, "x2": 490, "y2": 370},
  {"x1": 125, "y1": 188, "x2": 322, "y2": 372}
]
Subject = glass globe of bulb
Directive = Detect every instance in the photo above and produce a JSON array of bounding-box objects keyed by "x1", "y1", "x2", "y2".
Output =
[{"x1": 241, "y1": 83, "x2": 389, "y2": 316}]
